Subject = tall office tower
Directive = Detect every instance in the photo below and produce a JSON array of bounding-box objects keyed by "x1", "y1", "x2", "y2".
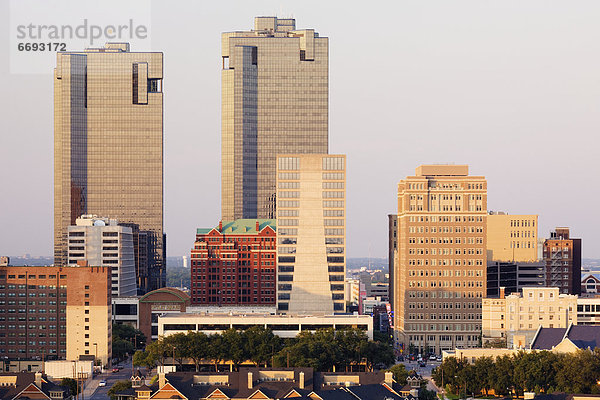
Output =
[
  {"x1": 487, "y1": 212, "x2": 538, "y2": 262},
  {"x1": 54, "y1": 43, "x2": 164, "y2": 292},
  {"x1": 190, "y1": 219, "x2": 277, "y2": 305},
  {"x1": 221, "y1": 17, "x2": 329, "y2": 220},
  {"x1": 67, "y1": 215, "x2": 137, "y2": 297},
  {"x1": 276, "y1": 154, "x2": 346, "y2": 314},
  {"x1": 543, "y1": 227, "x2": 582, "y2": 295},
  {"x1": 392, "y1": 165, "x2": 487, "y2": 353}
]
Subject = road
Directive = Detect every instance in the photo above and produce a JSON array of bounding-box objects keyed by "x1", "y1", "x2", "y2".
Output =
[
  {"x1": 86, "y1": 361, "x2": 138, "y2": 400},
  {"x1": 400, "y1": 359, "x2": 443, "y2": 394}
]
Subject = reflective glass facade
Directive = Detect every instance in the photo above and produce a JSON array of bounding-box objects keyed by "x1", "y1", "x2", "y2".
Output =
[
  {"x1": 54, "y1": 43, "x2": 164, "y2": 293},
  {"x1": 222, "y1": 17, "x2": 329, "y2": 220}
]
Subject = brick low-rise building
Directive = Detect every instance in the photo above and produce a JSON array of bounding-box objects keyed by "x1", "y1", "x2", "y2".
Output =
[
  {"x1": 190, "y1": 220, "x2": 276, "y2": 306},
  {"x1": 0, "y1": 266, "x2": 111, "y2": 366}
]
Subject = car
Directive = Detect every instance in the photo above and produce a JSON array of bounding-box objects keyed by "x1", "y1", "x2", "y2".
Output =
[
  {"x1": 437, "y1": 356, "x2": 443, "y2": 362},
  {"x1": 429, "y1": 355, "x2": 436, "y2": 361},
  {"x1": 112, "y1": 367, "x2": 119, "y2": 373},
  {"x1": 98, "y1": 380, "x2": 106, "y2": 387}
]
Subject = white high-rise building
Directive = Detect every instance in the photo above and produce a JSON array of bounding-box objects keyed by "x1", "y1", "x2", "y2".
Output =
[
  {"x1": 276, "y1": 154, "x2": 346, "y2": 314},
  {"x1": 67, "y1": 215, "x2": 137, "y2": 296}
]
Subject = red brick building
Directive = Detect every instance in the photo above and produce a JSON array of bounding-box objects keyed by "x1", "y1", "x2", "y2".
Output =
[
  {"x1": 0, "y1": 265, "x2": 111, "y2": 363},
  {"x1": 543, "y1": 227, "x2": 582, "y2": 295},
  {"x1": 190, "y1": 219, "x2": 276, "y2": 305}
]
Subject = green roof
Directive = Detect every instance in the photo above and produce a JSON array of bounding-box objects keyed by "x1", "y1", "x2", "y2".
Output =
[{"x1": 196, "y1": 219, "x2": 276, "y2": 235}]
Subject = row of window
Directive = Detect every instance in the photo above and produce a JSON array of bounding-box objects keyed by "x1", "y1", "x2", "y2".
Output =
[
  {"x1": 408, "y1": 237, "x2": 484, "y2": 244},
  {"x1": 409, "y1": 226, "x2": 484, "y2": 233},
  {"x1": 407, "y1": 259, "x2": 484, "y2": 266},
  {"x1": 408, "y1": 291, "x2": 484, "y2": 299}
]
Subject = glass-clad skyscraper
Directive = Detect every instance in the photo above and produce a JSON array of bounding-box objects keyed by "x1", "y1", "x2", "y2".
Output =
[
  {"x1": 54, "y1": 43, "x2": 164, "y2": 293},
  {"x1": 221, "y1": 17, "x2": 329, "y2": 220}
]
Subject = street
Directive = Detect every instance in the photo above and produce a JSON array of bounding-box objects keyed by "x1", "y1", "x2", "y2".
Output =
[
  {"x1": 86, "y1": 361, "x2": 138, "y2": 400},
  {"x1": 400, "y1": 359, "x2": 442, "y2": 393}
]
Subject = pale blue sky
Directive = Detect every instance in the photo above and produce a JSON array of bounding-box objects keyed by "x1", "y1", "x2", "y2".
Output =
[{"x1": 1, "y1": 0, "x2": 599, "y2": 259}]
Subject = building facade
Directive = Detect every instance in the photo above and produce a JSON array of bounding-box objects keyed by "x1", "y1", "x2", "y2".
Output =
[
  {"x1": 487, "y1": 212, "x2": 538, "y2": 262},
  {"x1": 159, "y1": 313, "x2": 373, "y2": 339},
  {"x1": 112, "y1": 288, "x2": 191, "y2": 343},
  {"x1": 543, "y1": 228, "x2": 582, "y2": 295},
  {"x1": 67, "y1": 215, "x2": 136, "y2": 297},
  {"x1": 0, "y1": 266, "x2": 111, "y2": 365},
  {"x1": 486, "y1": 261, "x2": 545, "y2": 297},
  {"x1": 482, "y1": 287, "x2": 577, "y2": 348},
  {"x1": 392, "y1": 165, "x2": 487, "y2": 353},
  {"x1": 190, "y1": 220, "x2": 276, "y2": 306},
  {"x1": 54, "y1": 42, "x2": 164, "y2": 293},
  {"x1": 221, "y1": 17, "x2": 329, "y2": 220},
  {"x1": 276, "y1": 154, "x2": 346, "y2": 315}
]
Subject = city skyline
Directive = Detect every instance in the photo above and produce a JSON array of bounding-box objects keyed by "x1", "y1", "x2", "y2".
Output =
[{"x1": 1, "y1": 1, "x2": 599, "y2": 259}]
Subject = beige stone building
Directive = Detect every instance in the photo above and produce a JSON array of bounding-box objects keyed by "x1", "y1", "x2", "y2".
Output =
[
  {"x1": 482, "y1": 287, "x2": 577, "y2": 348},
  {"x1": 392, "y1": 165, "x2": 487, "y2": 353},
  {"x1": 221, "y1": 17, "x2": 329, "y2": 220},
  {"x1": 276, "y1": 154, "x2": 346, "y2": 314},
  {"x1": 54, "y1": 43, "x2": 164, "y2": 292},
  {"x1": 487, "y1": 212, "x2": 538, "y2": 262}
]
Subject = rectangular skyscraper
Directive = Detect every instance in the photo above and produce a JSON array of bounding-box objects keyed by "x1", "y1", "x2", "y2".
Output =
[
  {"x1": 222, "y1": 17, "x2": 329, "y2": 220},
  {"x1": 54, "y1": 43, "x2": 164, "y2": 293},
  {"x1": 67, "y1": 215, "x2": 137, "y2": 297},
  {"x1": 276, "y1": 154, "x2": 346, "y2": 314},
  {"x1": 392, "y1": 165, "x2": 487, "y2": 353}
]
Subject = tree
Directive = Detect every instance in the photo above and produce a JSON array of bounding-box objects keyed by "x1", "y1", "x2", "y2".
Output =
[
  {"x1": 360, "y1": 339, "x2": 394, "y2": 370},
  {"x1": 113, "y1": 324, "x2": 146, "y2": 349},
  {"x1": 133, "y1": 350, "x2": 155, "y2": 369},
  {"x1": 107, "y1": 380, "x2": 132, "y2": 400},
  {"x1": 186, "y1": 331, "x2": 209, "y2": 372},
  {"x1": 163, "y1": 333, "x2": 188, "y2": 369},
  {"x1": 207, "y1": 333, "x2": 227, "y2": 371},
  {"x1": 112, "y1": 337, "x2": 134, "y2": 362},
  {"x1": 419, "y1": 381, "x2": 438, "y2": 400},
  {"x1": 244, "y1": 326, "x2": 281, "y2": 367},
  {"x1": 60, "y1": 378, "x2": 80, "y2": 396},
  {"x1": 336, "y1": 328, "x2": 367, "y2": 371},
  {"x1": 473, "y1": 356, "x2": 494, "y2": 396},
  {"x1": 555, "y1": 349, "x2": 600, "y2": 394},
  {"x1": 490, "y1": 354, "x2": 513, "y2": 396},
  {"x1": 145, "y1": 338, "x2": 168, "y2": 367},
  {"x1": 222, "y1": 329, "x2": 246, "y2": 370},
  {"x1": 388, "y1": 364, "x2": 409, "y2": 385}
]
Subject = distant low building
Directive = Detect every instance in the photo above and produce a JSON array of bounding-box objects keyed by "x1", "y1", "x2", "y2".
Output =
[
  {"x1": 482, "y1": 287, "x2": 577, "y2": 348},
  {"x1": 159, "y1": 313, "x2": 373, "y2": 340},
  {"x1": 112, "y1": 288, "x2": 191, "y2": 343}
]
